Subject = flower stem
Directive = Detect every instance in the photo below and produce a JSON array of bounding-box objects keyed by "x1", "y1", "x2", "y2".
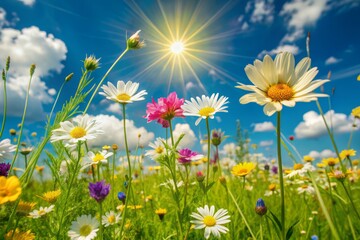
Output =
[
  {"x1": 112, "y1": 150, "x2": 116, "y2": 209},
  {"x1": 340, "y1": 181, "x2": 360, "y2": 221},
  {"x1": 99, "y1": 201, "x2": 103, "y2": 240},
  {"x1": 0, "y1": 77, "x2": 7, "y2": 138},
  {"x1": 205, "y1": 118, "x2": 211, "y2": 190},
  {"x1": 45, "y1": 80, "x2": 66, "y2": 136},
  {"x1": 83, "y1": 48, "x2": 129, "y2": 115},
  {"x1": 276, "y1": 112, "x2": 285, "y2": 240}
]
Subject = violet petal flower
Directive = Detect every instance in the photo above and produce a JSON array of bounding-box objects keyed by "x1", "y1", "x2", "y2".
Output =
[{"x1": 89, "y1": 180, "x2": 110, "y2": 202}]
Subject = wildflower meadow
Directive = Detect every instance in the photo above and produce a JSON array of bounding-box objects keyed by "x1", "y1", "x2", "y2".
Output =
[{"x1": 1, "y1": 1, "x2": 360, "y2": 240}]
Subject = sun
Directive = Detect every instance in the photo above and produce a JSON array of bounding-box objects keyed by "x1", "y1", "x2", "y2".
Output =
[{"x1": 170, "y1": 41, "x2": 184, "y2": 54}]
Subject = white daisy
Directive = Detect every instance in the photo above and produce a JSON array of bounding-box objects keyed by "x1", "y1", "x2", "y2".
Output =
[
  {"x1": 297, "y1": 185, "x2": 315, "y2": 195},
  {"x1": 236, "y1": 52, "x2": 329, "y2": 116},
  {"x1": 68, "y1": 215, "x2": 99, "y2": 240},
  {"x1": 182, "y1": 93, "x2": 229, "y2": 126},
  {"x1": 28, "y1": 205, "x2": 55, "y2": 218},
  {"x1": 81, "y1": 150, "x2": 113, "y2": 170},
  {"x1": 102, "y1": 211, "x2": 121, "y2": 227},
  {"x1": 51, "y1": 115, "x2": 103, "y2": 147},
  {"x1": 285, "y1": 163, "x2": 316, "y2": 179},
  {"x1": 99, "y1": 80, "x2": 147, "y2": 104},
  {"x1": 145, "y1": 138, "x2": 166, "y2": 160},
  {"x1": 0, "y1": 139, "x2": 16, "y2": 162},
  {"x1": 190, "y1": 205, "x2": 231, "y2": 239},
  {"x1": 159, "y1": 179, "x2": 184, "y2": 190}
]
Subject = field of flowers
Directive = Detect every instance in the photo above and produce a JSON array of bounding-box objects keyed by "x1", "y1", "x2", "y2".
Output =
[{"x1": 0, "y1": 30, "x2": 359, "y2": 240}]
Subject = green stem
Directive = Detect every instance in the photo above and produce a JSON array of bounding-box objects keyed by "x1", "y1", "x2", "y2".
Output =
[
  {"x1": 341, "y1": 181, "x2": 360, "y2": 221},
  {"x1": 24, "y1": 155, "x2": 28, "y2": 169},
  {"x1": 97, "y1": 164, "x2": 101, "y2": 181},
  {"x1": 10, "y1": 216, "x2": 20, "y2": 239},
  {"x1": 347, "y1": 118, "x2": 356, "y2": 149},
  {"x1": 205, "y1": 118, "x2": 211, "y2": 190},
  {"x1": 276, "y1": 112, "x2": 286, "y2": 240},
  {"x1": 112, "y1": 150, "x2": 116, "y2": 209},
  {"x1": 99, "y1": 201, "x2": 103, "y2": 240},
  {"x1": 0, "y1": 78, "x2": 7, "y2": 138},
  {"x1": 10, "y1": 72, "x2": 34, "y2": 174},
  {"x1": 83, "y1": 48, "x2": 129, "y2": 115},
  {"x1": 260, "y1": 217, "x2": 263, "y2": 240},
  {"x1": 228, "y1": 189, "x2": 256, "y2": 239},
  {"x1": 45, "y1": 80, "x2": 66, "y2": 135}
]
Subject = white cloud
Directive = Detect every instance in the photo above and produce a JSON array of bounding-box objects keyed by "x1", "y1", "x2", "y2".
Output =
[
  {"x1": 185, "y1": 82, "x2": 196, "y2": 91},
  {"x1": 241, "y1": 22, "x2": 249, "y2": 31},
  {"x1": 0, "y1": 26, "x2": 67, "y2": 120},
  {"x1": 18, "y1": 0, "x2": 36, "y2": 6},
  {"x1": 295, "y1": 110, "x2": 360, "y2": 139},
  {"x1": 0, "y1": 8, "x2": 6, "y2": 28},
  {"x1": 87, "y1": 114, "x2": 154, "y2": 150},
  {"x1": 308, "y1": 149, "x2": 336, "y2": 159},
  {"x1": 106, "y1": 103, "x2": 122, "y2": 114},
  {"x1": 258, "y1": 44, "x2": 299, "y2": 58},
  {"x1": 170, "y1": 123, "x2": 197, "y2": 148},
  {"x1": 281, "y1": 29, "x2": 304, "y2": 43},
  {"x1": 252, "y1": 121, "x2": 275, "y2": 132},
  {"x1": 259, "y1": 140, "x2": 273, "y2": 147},
  {"x1": 48, "y1": 88, "x2": 56, "y2": 96},
  {"x1": 325, "y1": 56, "x2": 342, "y2": 65},
  {"x1": 250, "y1": 0, "x2": 274, "y2": 24}
]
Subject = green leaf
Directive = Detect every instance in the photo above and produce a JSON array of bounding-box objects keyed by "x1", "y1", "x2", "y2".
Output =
[
  {"x1": 266, "y1": 215, "x2": 281, "y2": 239},
  {"x1": 286, "y1": 219, "x2": 299, "y2": 240}
]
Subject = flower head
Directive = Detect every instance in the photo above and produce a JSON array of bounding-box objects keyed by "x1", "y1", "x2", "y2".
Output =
[
  {"x1": 99, "y1": 80, "x2": 147, "y2": 104},
  {"x1": 328, "y1": 169, "x2": 352, "y2": 181},
  {"x1": 0, "y1": 176, "x2": 21, "y2": 204},
  {"x1": 340, "y1": 149, "x2": 356, "y2": 160},
  {"x1": 127, "y1": 30, "x2": 145, "y2": 49},
  {"x1": 0, "y1": 163, "x2": 11, "y2": 177},
  {"x1": 190, "y1": 205, "x2": 231, "y2": 239},
  {"x1": 303, "y1": 155, "x2": 314, "y2": 163},
  {"x1": 89, "y1": 180, "x2": 110, "y2": 202},
  {"x1": 231, "y1": 162, "x2": 256, "y2": 177},
  {"x1": 177, "y1": 148, "x2": 203, "y2": 165},
  {"x1": 20, "y1": 147, "x2": 33, "y2": 156},
  {"x1": 211, "y1": 129, "x2": 226, "y2": 146},
  {"x1": 255, "y1": 198, "x2": 267, "y2": 216},
  {"x1": 51, "y1": 114, "x2": 103, "y2": 147},
  {"x1": 118, "y1": 192, "x2": 126, "y2": 204},
  {"x1": 68, "y1": 215, "x2": 99, "y2": 240},
  {"x1": 182, "y1": 93, "x2": 229, "y2": 126},
  {"x1": 297, "y1": 185, "x2": 315, "y2": 195},
  {"x1": 5, "y1": 229, "x2": 35, "y2": 240},
  {"x1": 236, "y1": 52, "x2": 329, "y2": 116},
  {"x1": 102, "y1": 211, "x2": 121, "y2": 227},
  {"x1": 145, "y1": 138, "x2": 166, "y2": 161},
  {"x1": 322, "y1": 157, "x2": 339, "y2": 167},
  {"x1": 28, "y1": 205, "x2": 55, "y2": 218},
  {"x1": 351, "y1": 106, "x2": 360, "y2": 119},
  {"x1": 82, "y1": 150, "x2": 113, "y2": 170},
  {"x1": 84, "y1": 55, "x2": 100, "y2": 71},
  {"x1": 155, "y1": 208, "x2": 167, "y2": 221},
  {"x1": 145, "y1": 92, "x2": 184, "y2": 127},
  {"x1": 37, "y1": 189, "x2": 61, "y2": 203},
  {"x1": 16, "y1": 201, "x2": 36, "y2": 216},
  {"x1": 0, "y1": 139, "x2": 16, "y2": 162}
]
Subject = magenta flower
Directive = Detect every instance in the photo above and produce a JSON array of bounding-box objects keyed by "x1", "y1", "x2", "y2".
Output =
[
  {"x1": 145, "y1": 92, "x2": 184, "y2": 127},
  {"x1": 177, "y1": 148, "x2": 203, "y2": 164},
  {"x1": 0, "y1": 163, "x2": 11, "y2": 177},
  {"x1": 89, "y1": 180, "x2": 110, "y2": 202}
]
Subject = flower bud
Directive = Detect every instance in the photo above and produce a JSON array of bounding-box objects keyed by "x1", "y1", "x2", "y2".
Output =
[
  {"x1": 2, "y1": 69, "x2": 5, "y2": 81},
  {"x1": 255, "y1": 198, "x2": 267, "y2": 216},
  {"x1": 127, "y1": 30, "x2": 145, "y2": 50},
  {"x1": 84, "y1": 55, "x2": 100, "y2": 71},
  {"x1": 219, "y1": 176, "x2": 227, "y2": 187},
  {"x1": 65, "y1": 73, "x2": 74, "y2": 82},
  {"x1": 6, "y1": 56, "x2": 10, "y2": 72},
  {"x1": 196, "y1": 171, "x2": 205, "y2": 182},
  {"x1": 112, "y1": 144, "x2": 119, "y2": 151},
  {"x1": 30, "y1": 64, "x2": 36, "y2": 77},
  {"x1": 118, "y1": 192, "x2": 126, "y2": 204}
]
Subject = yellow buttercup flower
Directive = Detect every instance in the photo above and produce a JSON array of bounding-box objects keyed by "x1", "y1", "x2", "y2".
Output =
[
  {"x1": 0, "y1": 176, "x2": 22, "y2": 204},
  {"x1": 339, "y1": 149, "x2": 356, "y2": 160},
  {"x1": 231, "y1": 162, "x2": 256, "y2": 177}
]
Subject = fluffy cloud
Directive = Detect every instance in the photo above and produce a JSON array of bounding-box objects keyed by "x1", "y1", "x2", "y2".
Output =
[
  {"x1": 106, "y1": 103, "x2": 122, "y2": 115},
  {"x1": 250, "y1": 0, "x2": 274, "y2": 24},
  {"x1": 294, "y1": 110, "x2": 359, "y2": 139},
  {"x1": 258, "y1": 44, "x2": 299, "y2": 58},
  {"x1": 87, "y1": 114, "x2": 154, "y2": 150},
  {"x1": 259, "y1": 140, "x2": 273, "y2": 147},
  {"x1": 0, "y1": 25, "x2": 67, "y2": 121},
  {"x1": 18, "y1": 0, "x2": 36, "y2": 6},
  {"x1": 325, "y1": 56, "x2": 342, "y2": 65},
  {"x1": 170, "y1": 123, "x2": 197, "y2": 148},
  {"x1": 308, "y1": 149, "x2": 336, "y2": 159},
  {"x1": 252, "y1": 121, "x2": 275, "y2": 132},
  {"x1": 0, "y1": 8, "x2": 6, "y2": 27}
]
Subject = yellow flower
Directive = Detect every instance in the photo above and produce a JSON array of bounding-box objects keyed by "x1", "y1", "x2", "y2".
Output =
[
  {"x1": 339, "y1": 149, "x2": 356, "y2": 160},
  {"x1": 231, "y1": 162, "x2": 256, "y2": 177},
  {"x1": 35, "y1": 165, "x2": 45, "y2": 173},
  {"x1": 303, "y1": 155, "x2": 314, "y2": 163},
  {"x1": 102, "y1": 145, "x2": 111, "y2": 150},
  {"x1": 328, "y1": 170, "x2": 352, "y2": 181},
  {"x1": 16, "y1": 201, "x2": 36, "y2": 215},
  {"x1": 322, "y1": 158, "x2": 339, "y2": 167},
  {"x1": 317, "y1": 163, "x2": 326, "y2": 168},
  {"x1": 0, "y1": 176, "x2": 22, "y2": 204},
  {"x1": 293, "y1": 163, "x2": 304, "y2": 170},
  {"x1": 155, "y1": 208, "x2": 167, "y2": 220},
  {"x1": 37, "y1": 189, "x2": 61, "y2": 203},
  {"x1": 5, "y1": 229, "x2": 35, "y2": 240},
  {"x1": 353, "y1": 160, "x2": 359, "y2": 166},
  {"x1": 352, "y1": 106, "x2": 360, "y2": 119},
  {"x1": 268, "y1": 183, "x2": 276, "y2": 191}
]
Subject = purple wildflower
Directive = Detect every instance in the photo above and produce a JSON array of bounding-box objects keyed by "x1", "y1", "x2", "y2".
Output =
[
  {"x1": 271, "y1": 165, "x2": 278, "y2": 174},
  {"x1": 0, "y1": 163, "x2": 11, "y2": 177},
  {"x1": 89, "y1": 180, "x2": 110, "y2": 202},
  {"x1": 177, "y1": 148, "x2": 203, "y2": 164}
]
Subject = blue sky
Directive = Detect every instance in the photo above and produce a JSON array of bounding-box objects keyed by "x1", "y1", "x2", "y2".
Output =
[{"x1": 0, "y1": 0, "x2": 359, "y2": 165}]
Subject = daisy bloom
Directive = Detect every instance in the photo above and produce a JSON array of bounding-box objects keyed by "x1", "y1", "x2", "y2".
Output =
[
  {"x1": 0, "y1": 139, "x2": 16, "y2": 162},
  {"x1": 297, "y1": 185, "x2": 315, "y2": 195},
  {"x1": 285, "y1": 163, "x2": 315, "y2": 178},
  {"x1": 177, "y1": 148, "x2": 203, "y2": 165},
  {"x1": 16, "y1": 201, "x2": 36, "y2": 216},
  {"x1": 352, "y1": 106, "x2": 360, "y2": 119},
  {"x1": 51, "y1": 114, "x2": 103, "y2": 147},
  {"x1": 182, "y1": 93, "x2": 229, "y2": 126},
  {"x1": 0, "y1": 176, "x2": 21, "y2": 204},
  {"x1": 68, "y1": 215, "x2": 99, "y2": 240},
  {"x1": 145, "y1": 92, "x2": 184, "y2": 127},
  {"x1": 28, "y1": 205, "x2": 55, "y2": 218},
  {"x1": 102, "y1": 211, "x2": 121, "y2": 227},
  {"x1": 236, "y1": 52, "x2": 329, "y2": 116},
  {"x1": 99, "y1": 80, "x2": 147, "y2": 104},
  {"x1": 340, "y1": 149, "x2": 356, "y2": 160},
  {"x1": 303, "y1": 155, "x2": 315, "y2": 163},
  {"x1": 145, "y1": 138, "x2": 166, "y2": 161},
  {"x1": 5, "y1": 229, "x2": 35, "y2": 240},
  {"x1": 160, "y1": 179, "x2": 184, "y2": 190},
  {"x1": 190, "y1": 205, "x2": 231, "y2": 239},
  {"x1": 328, "y1": 169, "x2": 352, "y2": 182},
  {"x1": 82, "y1": 150, "x2": 113, "y2": 170},
  {"x1": 231, "y1": 162, "x2": 256, "y2": 177}
]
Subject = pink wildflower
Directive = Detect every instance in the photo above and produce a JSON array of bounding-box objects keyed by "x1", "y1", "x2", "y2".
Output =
[
  {"x1": 177, "y1": 148, "x2": 203, "y2": 164},
  {"x1": 145, "y1": 92, "x2": 184, "y2": 127}
]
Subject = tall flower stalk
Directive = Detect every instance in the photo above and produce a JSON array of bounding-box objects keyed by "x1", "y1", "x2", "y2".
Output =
[{"x1": 0, "y1": 56, "x2": 10, "y2": 138}]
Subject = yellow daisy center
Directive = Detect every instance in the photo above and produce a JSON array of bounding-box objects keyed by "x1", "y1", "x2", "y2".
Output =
[
  {"x1": 38, "y1": 209, "x2": 46, "y2": 215},
  {"x1": 70, "y1": 127, "x2": 86, "y2": 139},
  {"x1": 203, "y1": 215, "x2": 216, "y2": 227},
  {"x1": 293, "y1": 164, "x2": 304, "y2": 170},
  {"x1": 93, "y1": 153, "x2": 105, "y2": 162},
  {"x1": 267, "y1": 84, "x2": 294, "y2": 102},
  {"x1": 155, "y1": 146, "x2": 164, "y2": 154},
  {"x1": 269, "y1": 184, "x2": 276, "y2": 191},
  {"x1": 108, "y1": 215, "x2": 116, "y2": 223},
  {"x1": 117, "y1": 93, "x2": 131, "y2": 102},
  {"x1": 198, "y1": 107, "x2": 215, "y2": 117},
  {"x1": 79, "y1": 224, "x2": 92, "y2": 236}
]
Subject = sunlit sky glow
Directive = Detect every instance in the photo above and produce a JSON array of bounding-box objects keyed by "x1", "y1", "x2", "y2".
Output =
[{"x1": 0, "y1": 0, "x2": 360, "y2": 167}]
